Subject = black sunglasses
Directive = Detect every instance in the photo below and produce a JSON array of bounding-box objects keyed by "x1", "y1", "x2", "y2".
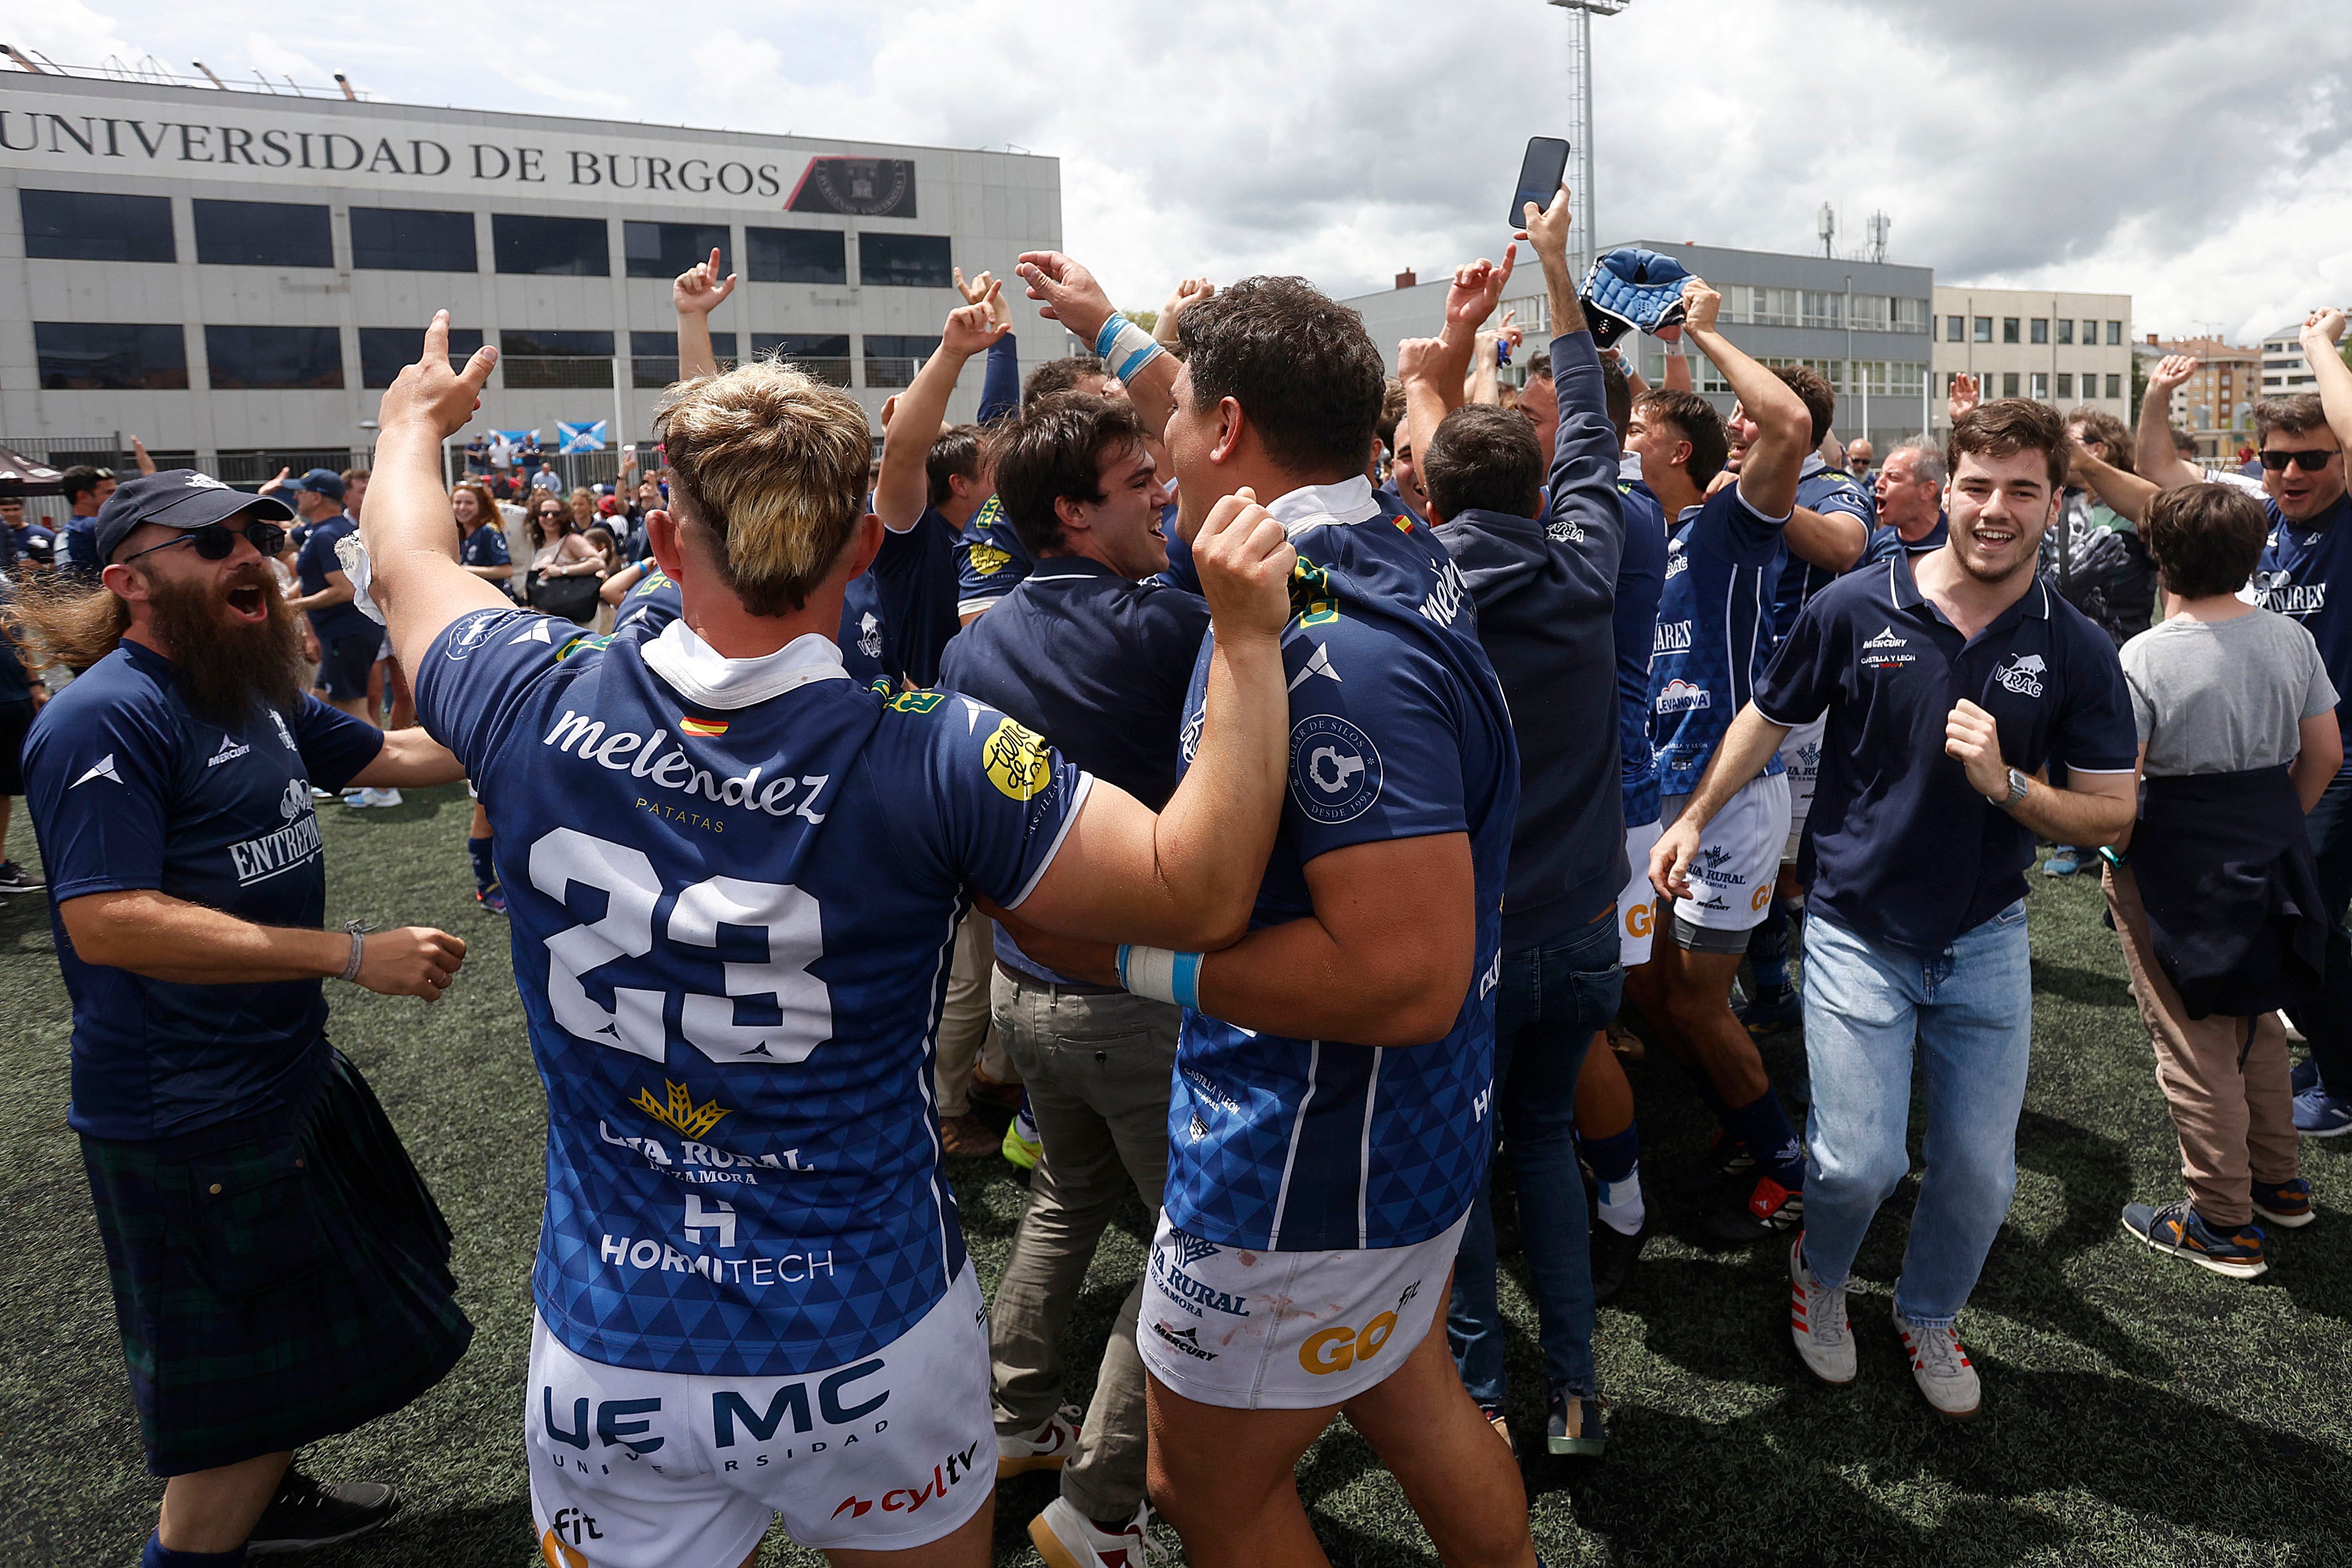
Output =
[
  {"x1": 2260, "y1": 448, "x2": 2341, "y2": 473},
  {"x1": 120, "y1": 519, "x2": 288, "y2": 564}
]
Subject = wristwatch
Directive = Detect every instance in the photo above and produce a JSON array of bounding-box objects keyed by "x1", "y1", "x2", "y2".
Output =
[{"x1": 1988, "y1": 766, "x2": 2029, "y2": 809}]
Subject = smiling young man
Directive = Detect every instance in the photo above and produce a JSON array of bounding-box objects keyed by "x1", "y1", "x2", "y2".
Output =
[
  {"x1": 1652, "y1": 400, "x2": 2138, "y2": 1419},
  {"x1": 933, "y1": 393, "x2": 1210, "y2": 1568},
  {"x1": 362, "y1": 313, "x2": 1297, "y2": 1568},
  {"x1": 2244, "y1": 311, "x2": 2352, "y2": 1137},
  {"x1": 18, "y1": 470, "x2": 474, "y2": 1565}
]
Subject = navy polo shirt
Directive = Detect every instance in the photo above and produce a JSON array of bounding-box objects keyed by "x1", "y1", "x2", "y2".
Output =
[
  {"x1": 2252, "y1": 490, "x2": 2352, "y2": 759},
  {"x1": 459, "y1": 520, "x2": 510, "y2": 575},
  {"x1": 296, "y1": 515, "x2": 376, "y2": 643},
  {"x1": 937, "y1": 552, "x2": 1210, "y2": 980},
  {"x1": 1863, "y1": 512, "x2": 1948, "y2": 563},
  {"x1": 1755, "y1": 554, "x2": 2135, "y2": 953},
  {"x1": 25, "y1": 641, "x2": 386, "y2": 1140},
  {"x1": 63, "y1": 516, "x2": 102, "y2": 578}
]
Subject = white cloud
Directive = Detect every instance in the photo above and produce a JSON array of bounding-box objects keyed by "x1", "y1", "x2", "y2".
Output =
[{"x1": 7, "y1": 0, "x2": 2350, "y2": 343}]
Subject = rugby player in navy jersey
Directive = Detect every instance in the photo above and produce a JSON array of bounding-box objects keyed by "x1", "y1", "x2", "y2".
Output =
[
  {"x1": 1004, "y1": 248, "x2": 1531, "y2": 1568},
  {"x1": 1724, "y1": 369, "x2": 1873, "y2": 1036},
  {"x1": 1616, "y1": 281, "x2": 1818, "y2": 1248},
  {"x1": 363, "y1": 313, "x2": 1298, "y2": 1568}
]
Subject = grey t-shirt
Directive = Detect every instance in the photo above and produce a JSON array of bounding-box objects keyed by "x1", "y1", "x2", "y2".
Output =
[{"x1": 2122, "y1": 608, "x2": 2337, "y2": 776}]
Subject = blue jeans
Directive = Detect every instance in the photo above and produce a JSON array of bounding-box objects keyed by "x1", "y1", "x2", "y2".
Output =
[
  {"x1": 1447, "y1": 911, "x2": 1623, "y2": 1403},
  {"x1": 1798, "y1": 902, "x2": 2033, "y2": 1326},
  {"x1": 2284, "y1": 769, "x2": 2352, "y2": 1096}
]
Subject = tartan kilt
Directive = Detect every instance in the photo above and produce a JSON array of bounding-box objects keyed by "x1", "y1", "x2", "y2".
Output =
[{"x1": 78, "y1": 1048, "x2": 473, "y2": 1476}]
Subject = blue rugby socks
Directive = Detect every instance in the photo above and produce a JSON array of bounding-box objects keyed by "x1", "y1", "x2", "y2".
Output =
[
  {"x1": 1722, "y1": 1088, "x2": 1806, "y2": 1191},
  {"x1": 143, "y1": 1535, "x2": 245, "y2": 1567},
  {"x1": 1581, "y1": 1124, "x2": 1645, "y2": 1236},
  {"x1": 467, "y1": 834, "x2": 495, "y2": 892}
]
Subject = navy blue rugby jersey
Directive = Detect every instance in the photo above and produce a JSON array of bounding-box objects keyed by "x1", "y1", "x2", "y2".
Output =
[
  {"x1": 1614, "y1": 476, "x2": 1667, "y2": 830},
  {"x1": 955, "y1": 494, "x2": 1031, "y2": 616},
  {"x1": 1649, "y1": 485, "x2": 1791, "y2": 797},
  {"x1": 25, "y1": 643, "x2": 383, "y2": 1139},
  {"x1": 1766, "y1": 457, "x2": 1875, "y2": 649},
  {"x1": 1162, "y1": 478, "x2": 1518, "y2": 1253},
  {"x1": 2253, "y1": 490, "x2": 2352, "y2": 761},
  {"x1": 612, "y1": 566, "x2": 682, "y2": 637},
  {"x1": 416, "y1": 609, "x2": 1089, "y2": 1377}
]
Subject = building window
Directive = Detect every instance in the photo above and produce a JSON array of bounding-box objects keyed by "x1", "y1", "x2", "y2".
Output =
[
  {"x1": 2003, "y1": 317, "x2": 2021, "y2": 344},
  {"x1": 1849, "y1": 296, "x2": 1889, "y2": 331},
  {"x1": 753, "y1": 332, "x2": 854, "y2": 386},
  {"x1": 1800, "y1": 291, "x2": 1843, "y2": 329},
  {"x1": 193, "y1": 199, "x2": 333, "y2": 268},
  {"x1": 2106, "y1": 321, "x2": 2122, "y2": 345},
  {"x1": 2082, "y1": 319, "x2": 2098, "y2": 343},
  {"x1": 1946, "y1": 314, "x2": 1965, "y2": 342},
  {"x1": 360, "y1": 326, "x2": 483, "y2": 388},
  {"x1": 2030, "y1": 318, "x2": 2049, "y2": 345},
  {"x1": 623, "y1": 222, "x2": 730, "y2": 281},
  {"x1": 501, "y1": 329, "x2": 615, "y2": 387},
  {"x1": 864, "y1": 333, "x2": 939, "y2": 388},
  {"x1": 2057, "y1": 373, "x2": 2074, "y2": 398},
  {"x1": 1891, "y1": 297, "x2": 1928, "y2": 333},
  {"x1": 2056, "y1": 319, "x2": 2075, "y2": 346},
  {"x1": 858, "y1": 234, "x2": 954, "y2": 289},
  {"x1": 349, "y1": 207, "x2": 477, "y2": 272},
  {"x1": 2003, "y1": 372, "x2": 2021, "y2": 397},
  {"x1": 2030, "y1": 372, "x2": 2050, "y2": 400},
  {"x1": 745, "y1": 227, "x2": 847, "y2": 285},
  {"x1": 34, "y1": 322, "x2": 187, "y2": 389},
  {"x1": 493, "y1": 214, "x2": 609, "y2": 276},
  {"x1": 20, "y1": 189, "x2": 175, "y2": 263},
  {"x1": 2108, "y1": 374, "x2": 2123, "y2": 400},
  {"x1": 1974, "y1": 317, "x2": 1993, "y2": 343},
  {"x1": 627, "y1": 329, "x2": 739, "y2": 386},
  {"x1": 204, "y1": 325, "x2": 343, "y2": 389}
]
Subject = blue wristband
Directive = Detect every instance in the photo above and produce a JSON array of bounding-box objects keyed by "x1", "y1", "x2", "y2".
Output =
[
  {"x1": 1113, "y1": 340, "x2": 1166, "y2": 386},
  {"x1": 1115, "y1": 943, "x2": 1134, "y2": 989},
  {"x1": 1092, "y1": 313, "x2": 1130, "y2": 360},
  {"x1": 1170, "y1": 949, "x2": 1204, "y2": 1011}
]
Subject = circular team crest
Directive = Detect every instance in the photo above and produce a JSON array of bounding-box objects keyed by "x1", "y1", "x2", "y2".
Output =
[{"x1": 1289, "y1": 714, "x2": 1382, "y2": 824}]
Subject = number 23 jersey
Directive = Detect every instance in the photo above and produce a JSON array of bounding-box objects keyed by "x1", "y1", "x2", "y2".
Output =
[{"x1": 417, "y1": 608, "x2": 1089, "y2": 1379}]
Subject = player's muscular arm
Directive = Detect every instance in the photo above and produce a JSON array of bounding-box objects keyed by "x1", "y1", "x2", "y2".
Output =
[
  {"x1": 1006, "y1": 493, "x2": 1296, "y2": 950},
  {"x1": 2300, "y1": 309, "x2": 2352, "y2": 453},
  {"x1": 1684, "y1": 280, "x2": 1808, "y2": 520},
  {"x1": 364, "y1": 313, "x2": 515, "y2": 674},
  {"x1": 1784, "y1": 505, "x2": 1867, "y2": 572},
  {"x1": 60, "y1": 890, "x2": 464, "y2": 996},
  {"x1": 1016, "y1": 250, "x2": 1178, "y2": 439},
  {"x1": 878, "y1": 291, "x2": 1006, "y2": 533},
  {"x1": 1650, "y1": 702, "x2": 1792, "y2": 900},
  {"x1": 348, "y1": 724, "x2": 466, "y2": 788}
]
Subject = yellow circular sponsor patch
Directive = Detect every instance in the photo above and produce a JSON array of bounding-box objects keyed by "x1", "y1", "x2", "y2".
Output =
[
  {"x1": 969, "y1": 543, "x2": 1012, "y2": 578},
  {"x1": 982, "y1": 716, "x2": 1052, "y2": 801}
]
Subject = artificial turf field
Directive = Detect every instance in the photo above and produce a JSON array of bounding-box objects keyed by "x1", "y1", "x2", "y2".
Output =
[{"x1": 2, "y1": 783, "x2": 2349, "y2": 1567}]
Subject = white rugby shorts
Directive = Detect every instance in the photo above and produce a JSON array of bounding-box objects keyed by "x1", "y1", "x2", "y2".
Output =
[
  {"x1": 1776, "y1": 713, "x2": 1829, "y2": 863},
  {"x1": 1661, "y1": 771, "x2": 1793, "y2": 937},
  {"x1": 527, "y1": 1268, "x2": 993, "y2": 1567},
  {"x1": 1620, "y1": 820, "x2": 1662, "y2": 967},
  {"x1": 1137, "y1": 1210, "x2": 1466, "y2": 1410}
]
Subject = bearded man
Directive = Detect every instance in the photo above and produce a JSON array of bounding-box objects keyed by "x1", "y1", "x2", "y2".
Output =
[{"x1": 17, "y1": 470, "x2": 475, "y2": 1567}]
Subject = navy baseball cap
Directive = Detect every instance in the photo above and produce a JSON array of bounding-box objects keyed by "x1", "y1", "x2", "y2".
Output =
[
  {"x1": 293, "y1": 467, "x2": 346, "y2": 501},
  {"x1": 94, "y1": 470, "x2": 297, "y2": 564}
]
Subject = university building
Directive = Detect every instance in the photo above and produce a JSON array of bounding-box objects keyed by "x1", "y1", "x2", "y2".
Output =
[
  {"x1": 0, "y1": 65, "x2": 1061, "y2": 486},
  {"x1": 1928, "y1": 285, "x2": 2134, "y2": 441}
]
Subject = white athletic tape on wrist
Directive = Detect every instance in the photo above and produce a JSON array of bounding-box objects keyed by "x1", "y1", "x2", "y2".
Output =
[
  {"x1": 1116, "y1": 944, "x2": 1201, "y2": 1008},
  {"x1": 1091, "y1": 313, "x2": 1163, "y2": 386}
]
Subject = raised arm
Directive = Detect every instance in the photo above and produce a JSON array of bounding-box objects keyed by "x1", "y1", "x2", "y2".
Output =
[
  {"x1": 2070, "y1": 443, "x2": 2160, "y2": 526},
  {"x1": 2300, "y1": 309, "x2": 2352, "y2": 453},
  {"x1": 1017, "y1": 250, "x2": 1177, "y2": 441},
  {"x1": 673, "y1": 248, "x2": 738, "y2": 382},
  {"x1": 2135, "y1": 355, "x2": 2207, "y2": 489},
  {"x1": 959, "y1": 268, "x2": 1022, "y2": 424},
  {"x1": 364, "y1": 313, "x2": 514, "y2": 675},
  {"x1": 1394, "y1": 242, "x2": 1520, "y2": 488},
  {"x1": 1520, "y1": 185, "x2": 1620, "y2": 558},
  {"x1": 1785, "y1": 505, "x2": 1868, "y2": 572},
  {"x1": 876, "y1": 291, "x2": 1007, "y2": 533},
  {"x1": 1659, "y1": 325, "x2": 1693, "y2": 392},
  {"x1": 1686, "y1": 280, "x2": 1808, "y2": 518}
]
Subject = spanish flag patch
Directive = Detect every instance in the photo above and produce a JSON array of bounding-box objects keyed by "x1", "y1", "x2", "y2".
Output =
[{"x1": 679, "y1": 716, "x2": 728, "y2": 738}]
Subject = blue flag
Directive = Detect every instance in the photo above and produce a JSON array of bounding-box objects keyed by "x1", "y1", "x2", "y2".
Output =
[{"x1": 558, "y1": 420, "x2": 609, "y2": 454}]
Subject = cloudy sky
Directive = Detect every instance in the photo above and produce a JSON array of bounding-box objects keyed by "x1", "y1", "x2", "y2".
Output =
[{"x1": 10, "y1": 0, "x2": 2351, "y2": 341}]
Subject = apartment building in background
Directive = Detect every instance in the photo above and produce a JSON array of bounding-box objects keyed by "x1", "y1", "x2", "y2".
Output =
[
  {"x1": 1929, "y1": 285, "x2": 2133, "y2": 440},
  {"x1": 2144, "y1": 335, "x2": 2263, "y2": 461}
]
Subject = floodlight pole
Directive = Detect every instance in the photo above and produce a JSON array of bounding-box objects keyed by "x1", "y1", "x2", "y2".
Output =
[{"x1": 1549, "y1": 0, "x2": 1630, "y2": 284}]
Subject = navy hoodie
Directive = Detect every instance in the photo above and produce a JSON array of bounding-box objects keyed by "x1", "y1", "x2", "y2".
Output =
[{"x1": 1434, "y1": 329, "x2": 1628, "y2": 949}]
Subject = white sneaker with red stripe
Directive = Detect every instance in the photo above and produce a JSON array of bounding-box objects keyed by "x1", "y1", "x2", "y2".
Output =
[
  {"x1": 998, "y1": 1403, "x2": 1083, "y2": 1475},
  {"x1": 1891, "y1": 1301, "x2": 1981, "y2": 1420},
  {"x1": 1030, "y1": 1496, "x2": 1152, "y2": 1568},
  {"x1": 1787, "y1": 1234, "x2": 1855, "y2": 1385}
]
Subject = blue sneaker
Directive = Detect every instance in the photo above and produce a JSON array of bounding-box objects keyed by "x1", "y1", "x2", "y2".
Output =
[
  {"x1": 2252, "y1": 1176, "x2": 2313, "y2": 1229},
  {"x1": 2292, "y1": 1055, "x2": 2321, "y2": 1096},
  {"x1": 1737, "y1": 985, "x2": 1803, "y2": 1038},
  {"x1": 2294, "y1": 1086, "x2": 2352, "y2": 1137},
  {"x1": 2121, "y1": 1200, "x2": 2266, "y2": 1278},
  {"x1": 2042, "y1": 848, "x2": 2082, "y2": 877}
]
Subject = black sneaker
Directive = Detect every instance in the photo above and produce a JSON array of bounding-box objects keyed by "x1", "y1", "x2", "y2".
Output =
[
  {"x1": 1589, "y1": 1214, "x2": 1648, "y2": 1306},
  {"x1": 245, "y1": 1472, "x2": 400, "y2": 1556},
  {"x1": 0, "y1": 860, "x2": 43, "y2": 894},
  {"x1": 1705, "y1": 1172, "x2": 1805, "y2": 1245},
  {"x1": 1668, "y1": 1133, "x2": 1753, "y2": 1198}
]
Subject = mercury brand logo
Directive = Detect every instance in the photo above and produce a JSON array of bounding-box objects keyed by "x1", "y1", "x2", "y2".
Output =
[
  {"x1": 206, "y1": 732, "x2": 250, "y2": 767},
  {"x1": 1861, "y1": 625, "x2": 1907, "y2": 649},
  {"x1": 1656, "y1": 678, "x2": 1712, "y2": 713},
  {"x1": 1996, "y1": 654, "x2": 2046, "y2": 698},
  {"x1": 1151, "y1": 1320, "x2": 1219, "y2": 1361}
]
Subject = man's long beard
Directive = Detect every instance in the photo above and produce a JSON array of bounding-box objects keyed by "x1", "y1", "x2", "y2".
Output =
[{"x1": 145, "y1": 567, "x2": 307, "y2": 728}]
